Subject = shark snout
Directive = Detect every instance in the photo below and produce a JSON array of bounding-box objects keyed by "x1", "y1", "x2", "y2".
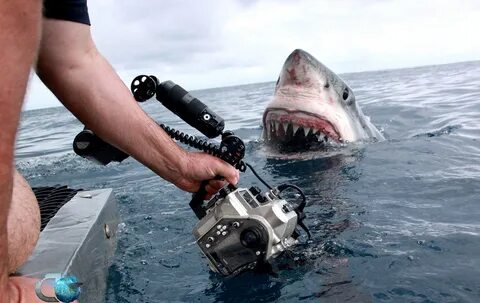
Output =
[{"x1": 279, "y1": 49, "x2": 323, "y2": 88}]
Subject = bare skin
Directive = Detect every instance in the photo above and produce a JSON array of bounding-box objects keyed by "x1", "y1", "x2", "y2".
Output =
[
  {"x1": 0, "y1": 0, "x2": 47, "y2": 301},
  {"x1": 7, "y1": 171, "x2": 40, "y2": 274},
  {"x1": 2, "y1": 5, "x2": 239, "y2": 303}
]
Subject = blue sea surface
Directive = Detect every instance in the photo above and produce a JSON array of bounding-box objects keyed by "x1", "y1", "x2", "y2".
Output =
[{"x1": 16, "y1": 61, "x2": 480, "y2": 302}]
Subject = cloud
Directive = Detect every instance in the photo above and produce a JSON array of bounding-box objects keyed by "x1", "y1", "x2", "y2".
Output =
[
  {"x1": 89, "y1": 1, "x2": 239, "y2": 70},
  {"x1": 24, "y1": 0, "x2": 480, "y2": 109}
]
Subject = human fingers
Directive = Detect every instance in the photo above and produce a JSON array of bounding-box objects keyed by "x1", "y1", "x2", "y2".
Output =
[{"x1": 211, "y1": 158, "x2": 239, "y2": 185}]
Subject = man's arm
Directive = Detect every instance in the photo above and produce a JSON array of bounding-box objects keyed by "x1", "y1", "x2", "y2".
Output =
[
  {"x1": 36, "y1": 20, "x2": 238, "y2": 194},
  {"x1": 0, "y1": 1, "x2": 43, "y2": 302}
]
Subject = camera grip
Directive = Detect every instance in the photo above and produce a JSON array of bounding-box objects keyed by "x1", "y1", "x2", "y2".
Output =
[
  {"x1": 190, "y1": 175, "x2": 227, "y2": 219},
  {"x1": 190, "y1": 180, "x2": 210, "y2": 219}
]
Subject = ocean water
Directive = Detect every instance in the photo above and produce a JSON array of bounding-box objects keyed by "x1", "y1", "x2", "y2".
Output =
[{"x1": 16, "y1": 61, "x2": 480, "y2": 303}]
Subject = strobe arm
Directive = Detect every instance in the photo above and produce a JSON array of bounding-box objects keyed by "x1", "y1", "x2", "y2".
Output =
[{"x1": 131, "y1": 75, "x2": 225, "y2": 138}]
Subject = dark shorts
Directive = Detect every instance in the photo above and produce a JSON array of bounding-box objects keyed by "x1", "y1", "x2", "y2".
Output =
[{"x1": 43, "y1": 0, "x2": 90, "y2": 26}]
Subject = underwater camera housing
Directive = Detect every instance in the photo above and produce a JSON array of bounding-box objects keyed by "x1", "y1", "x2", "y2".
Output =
[
  {"x1": 72, "y1": 75, "x2": 309, "y2": 276},
  {"x1": 193, "y1": 184, "x2": 300, "y2": 276}
]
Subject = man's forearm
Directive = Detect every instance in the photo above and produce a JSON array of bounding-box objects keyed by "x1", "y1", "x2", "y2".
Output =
[
  {"x1": 0, "y1": 0, "x2": 42, "y2": 302},
  {"x1": 44, "y1": 51, "x2": 188, "y2": 183},
  {"x1": 36, "y1": 21, "x2": 188, "y2": 186}
]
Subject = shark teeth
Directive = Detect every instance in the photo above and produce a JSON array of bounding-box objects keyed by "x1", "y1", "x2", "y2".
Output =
[
  {"x1": 266, "y1": 120, "x2": 336, "y2": 145},
  {"x1": 275, "y1": 121, "x2": 281, "y2": 132},
  {"x1": 303, "y1": 127, "x2": 311, "y2": 136},
  {"x1": 292, "y1": 124, "x2": 300, "y2": 135}
]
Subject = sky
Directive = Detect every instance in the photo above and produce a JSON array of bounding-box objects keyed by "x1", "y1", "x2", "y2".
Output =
[{"x1": 24, "y1": 0, "x2": 480, "y2": 110}]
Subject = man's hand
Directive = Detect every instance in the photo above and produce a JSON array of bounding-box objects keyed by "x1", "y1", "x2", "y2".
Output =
[{"x1": 175, "y1": 152, "x2": 240, "y2": 197}]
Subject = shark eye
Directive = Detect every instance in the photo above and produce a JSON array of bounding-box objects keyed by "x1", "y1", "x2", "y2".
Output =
[
  {"x1": 324, "y1": 82, "x2": 330, "y2": 89},
  {"x1": 342, "y1": 88, "x2": 349, "y2": 100}
]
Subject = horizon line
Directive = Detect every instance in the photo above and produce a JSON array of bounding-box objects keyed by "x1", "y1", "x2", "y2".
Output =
[{"x1": 24, "y1": 58, "x2": 480, "y2": 112}]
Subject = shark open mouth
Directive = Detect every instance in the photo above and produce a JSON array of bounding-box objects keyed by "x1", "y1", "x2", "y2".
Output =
[{"x1": 263, "y1": 109, "x2": 341, "y2": 150}]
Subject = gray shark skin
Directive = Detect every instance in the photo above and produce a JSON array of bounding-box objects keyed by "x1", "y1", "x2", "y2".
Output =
[{"x1": 263, "y1": 49, "x2": 384, "y2": 151}]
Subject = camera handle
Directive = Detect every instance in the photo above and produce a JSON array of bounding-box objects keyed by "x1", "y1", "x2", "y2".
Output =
[
  {"x1": 190, "y1": 180, "x2": 210, "y2": 219},
  {"x1": 190, "y1": 177, "x2": 231, "y2": 219}
]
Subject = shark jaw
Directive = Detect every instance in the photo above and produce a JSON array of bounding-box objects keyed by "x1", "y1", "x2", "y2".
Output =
[{"x1": 263, "y1": 108, "x2": 344, "y2": 152}]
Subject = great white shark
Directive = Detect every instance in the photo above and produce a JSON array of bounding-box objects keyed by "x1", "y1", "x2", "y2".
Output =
[{"x1": 263, "y1": 49, "x2": 384, "y2": 151}]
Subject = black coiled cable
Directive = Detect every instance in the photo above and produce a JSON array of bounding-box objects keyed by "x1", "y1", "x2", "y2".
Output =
[
  {"x1": 161, "y1": 124, "x2": 222, "y2": 156},
  {"x1": 160, "y1": 124, "x2": 246, "y2": 171}
]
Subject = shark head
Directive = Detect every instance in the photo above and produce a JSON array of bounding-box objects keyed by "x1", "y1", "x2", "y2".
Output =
[{"x1": 263, "y1": 49, "x2": 382, "y2": 151}]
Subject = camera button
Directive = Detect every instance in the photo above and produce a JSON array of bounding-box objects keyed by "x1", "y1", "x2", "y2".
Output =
[
  {"x1": 208, "y1": 237, "x2": 215, "y2": 242},
  {"x1": 249, "y1": 186, "x2": 261, "y2": 196},
  {"x1": 282, "y1": 205, "x2": 292, "y2": 213}
]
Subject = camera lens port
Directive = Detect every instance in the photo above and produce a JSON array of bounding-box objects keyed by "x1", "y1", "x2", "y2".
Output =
[{"x1": 240, "y1": 228, "x2": 264, "y2": 249}]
